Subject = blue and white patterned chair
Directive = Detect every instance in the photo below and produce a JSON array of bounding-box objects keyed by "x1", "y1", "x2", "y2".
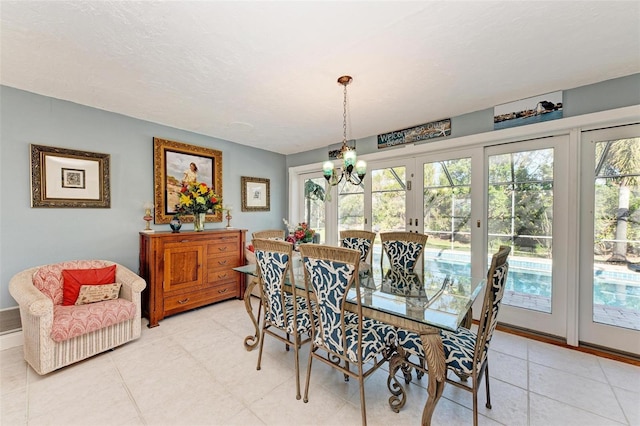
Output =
[
  {"x1": 254, "y1": 238, "x2": 312, "y2": 400},
  {"x1": 395, "y1": 246, "x2": 511, "y2": 426},
  {"x1": 340, "y1": 230, "x2": 376, "y2": 275},
  {"x1": 299, "y1": 244, "x2": 395, "y2": 426},
  {"x1": 379, "y1": 231, "x2": 428, "y2": 272}
]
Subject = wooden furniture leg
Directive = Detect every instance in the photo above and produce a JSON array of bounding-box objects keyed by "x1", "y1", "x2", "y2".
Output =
[
  {"x1": 243, "y1": 278, "x2": 261, "y2": 351},
  {"x1": 420, "y1": 329, "x2": 447, "y2": 426}
]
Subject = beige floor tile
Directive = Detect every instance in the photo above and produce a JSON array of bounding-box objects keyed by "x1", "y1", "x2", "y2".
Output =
[
  {"x1": 529, "y1": 362, "x2": 627, "y2": 423},
  {"x1": 487, "y1": 349, "x2": 528, "y2": 389},
  {"x1": 598, "y1": 356, "x2": 640, "y2": 393},
  {"x1": 612, "y1": 386, "x2": 640, "y2": 425},
  {"x1": 529, "y1": 393, "x2": 625, "y2": 426},
  {"x1": 224, "y1": 407, "x2": 268, "y2": 425},
  {"x1": 528, "y1": 340, "x2": 608, "y2": 383},
  {"x1": 1, "y1": 388, "x2": 27, "y2": 426},
  {"x1": 489, "y1": 330, "x2": 530, "y2": 360},
  {"x1": 0, "y1": 346, "x2": 27, "y2": 395}
]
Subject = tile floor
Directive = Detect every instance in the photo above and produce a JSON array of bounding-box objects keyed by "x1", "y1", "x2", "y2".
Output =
[{"x1": 1, "y1": 299, "x2": 639, "y2": 426}]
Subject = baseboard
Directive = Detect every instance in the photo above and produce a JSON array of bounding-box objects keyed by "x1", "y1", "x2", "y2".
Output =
[{"x1": 0, "y1": 330, "x2": 23, "y2": 350}]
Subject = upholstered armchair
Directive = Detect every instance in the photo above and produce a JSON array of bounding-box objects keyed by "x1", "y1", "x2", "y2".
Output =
[{"x1": 9, "y1": 260, "x2": 146, "y2": 375}]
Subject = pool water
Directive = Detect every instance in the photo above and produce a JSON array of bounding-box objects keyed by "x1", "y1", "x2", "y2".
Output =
[{"x1": 372, "y1": 247, "x2": 640, "y2": 312}]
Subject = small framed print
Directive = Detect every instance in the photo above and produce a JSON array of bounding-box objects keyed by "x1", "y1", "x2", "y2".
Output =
[
  {"x1": 61, "y1": 168, "x2": 86, "y2": 189},
  {"x1": 30, "y1": 144, "x2": 110, "y2": 208},
  {"x1": 241, "y1": 176, "x2": 270, "y2": 212}
]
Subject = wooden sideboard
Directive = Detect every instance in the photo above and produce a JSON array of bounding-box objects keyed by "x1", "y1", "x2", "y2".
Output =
[{"x1": 139, "y1": 229, "x2": 246, "y2": 327}]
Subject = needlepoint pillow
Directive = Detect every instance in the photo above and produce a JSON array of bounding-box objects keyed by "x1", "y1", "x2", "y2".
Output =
[
  {"x1": 62, "y1": 265, "x2": 117, "y2": 306},
  {"x1": 75, "y1": 283, "x2": 122, "y2": 305}
]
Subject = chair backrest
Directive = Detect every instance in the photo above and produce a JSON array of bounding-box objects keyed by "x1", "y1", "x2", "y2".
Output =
[
  {"x1": 253, "y1": 238, "x2": 294, "y2": 329},
  {"x1": 473, "y1": 245, "x2": 510, "y2": 367},
  {"x1": 340, "y1": 230, "x2": 376, "y2": 264},
  {"x1": 379, "y1": 232, "x2": 428, "y2": 272},
  {"x1": 299, "y1": 244, "x2": 360, "y2": 358},
  {"x1": 252, "y1": 229, "x2": 285, "y2": 240}
]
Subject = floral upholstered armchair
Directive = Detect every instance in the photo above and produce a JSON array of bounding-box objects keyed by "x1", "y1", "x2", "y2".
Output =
[{"x1": 9, "y1": 260, "x2": 146, "y2": 375}]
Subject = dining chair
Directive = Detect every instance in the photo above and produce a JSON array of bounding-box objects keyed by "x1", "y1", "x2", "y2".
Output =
[
  {"x1": 253, "y1": 238, "x2": 313, "y2": 400},
  {"x1": 379, "y1": 231, "x2": 428, "y2": 272},
  {"x1": 395, "y1": 245, "x2": 511, "y2": 426},
  {"x1": 249, "y1": 230, "x2": 286, "y2": 308},
  {"x1": 299, "y1": 244, "x2": 395, "y2": 426},
  {"x1": 252, "y1": 229, "x2": 285, "y2": 240},
  {"x1": 340, "y1": 230, "x2": 376, "y2": 275}
]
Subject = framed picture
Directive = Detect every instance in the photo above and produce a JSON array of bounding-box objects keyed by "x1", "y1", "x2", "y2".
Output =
[
  {"x1": 30, "y1": 144, "x2": 110, "y2": 208},
  {"x1": 153, "y1": 137, "x2": 223, "y2": 224},
  {"x1": 241, "y1": 176, "x2": 270, "y2": 212}
]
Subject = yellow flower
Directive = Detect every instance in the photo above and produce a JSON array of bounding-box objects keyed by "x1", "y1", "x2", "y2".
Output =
[{"x1": 180, "y1": 194, "x2": 193, "y2": 206}]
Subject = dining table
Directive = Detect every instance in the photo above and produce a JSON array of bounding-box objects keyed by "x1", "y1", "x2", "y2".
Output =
[{"x1": 234, "y1": 253, "x2": 486, "y2": 426}]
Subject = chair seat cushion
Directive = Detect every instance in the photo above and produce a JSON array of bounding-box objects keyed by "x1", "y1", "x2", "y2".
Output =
[
  {"x1": 51, "y1": 298, "x2": 137, "y2": 342},
  {"x1": 397, "y1": 327, "x2": 478, "y2": 375},
  {"x1": 441, "y1": 327, "x2": 477, "y2": 375},
  {"x1": 316, "y1": 312, "x2": 395, "y2": 363}
]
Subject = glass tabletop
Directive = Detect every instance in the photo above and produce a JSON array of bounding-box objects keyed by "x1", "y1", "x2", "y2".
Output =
[{"x1": 234, "y1": 254, "x2": 485, "y2": 332}]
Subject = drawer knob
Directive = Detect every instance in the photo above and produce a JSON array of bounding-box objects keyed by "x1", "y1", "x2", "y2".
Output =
[
  {"x1": 218, "y1": 273, "x2": 228, "y2": 278},
  {"x1": 177, "y1": 298, "x2": 190, "y2": 304},
  {"x1": 218, "y1": 259, "x2": 228, "y2": 265},
  {"x1": 218, "y1": 288, "x2": 229, "y2": 294},
  {"x1": 218, "y1": 246, "x2": 228, "y2": 251}
]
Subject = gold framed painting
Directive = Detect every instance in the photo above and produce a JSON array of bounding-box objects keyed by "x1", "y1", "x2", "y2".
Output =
[
  {"x1": 153, "y1": 137, "x2": 223, "y2": 224},
  {"x1": 30, "y1": 144, "x2": 110, "y2": 208},
  {"x1": 241, "y1": 176, "x2": 270, "y2": 212}
]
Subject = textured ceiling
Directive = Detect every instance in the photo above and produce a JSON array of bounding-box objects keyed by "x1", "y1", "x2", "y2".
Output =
[{"x1": 1, "y1": 1, "x2": 639, "y2": 155}]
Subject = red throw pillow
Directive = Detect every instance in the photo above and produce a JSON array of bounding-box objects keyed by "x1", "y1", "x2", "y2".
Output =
[{"x1": 62, "y1": 265, "x2": 117, "y2": 306}]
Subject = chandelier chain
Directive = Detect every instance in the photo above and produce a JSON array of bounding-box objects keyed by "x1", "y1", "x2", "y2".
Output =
[{"x1": 343, "y1": 83, "x2": 348, "y2": 145}]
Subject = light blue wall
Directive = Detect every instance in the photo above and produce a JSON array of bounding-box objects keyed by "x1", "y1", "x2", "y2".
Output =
[
  {"x1": 0, "y1": 86, "x2": 286, "y2": 309},
  {"x1": 286, "y1": 74, "x2": 640, "y2": 168}
]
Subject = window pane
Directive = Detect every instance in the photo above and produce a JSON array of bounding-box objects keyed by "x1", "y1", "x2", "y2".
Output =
[
  {"x1": 304, "y1": 177, "x2": 326, "y2": 244},
  {"x1": 592, "y1": 138, "x2": 640, "y2": 330},
  {"x1": 488, "y1": 148, "x2": 554, "y2": 313},
  {"x1": 371, "y1": 167, "x2": 405, "y2": 233}
]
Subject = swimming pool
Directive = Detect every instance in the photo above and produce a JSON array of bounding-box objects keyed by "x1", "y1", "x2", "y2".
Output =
[{"x1": 371, "y1": 247, "x2": 640, "y2": 313}]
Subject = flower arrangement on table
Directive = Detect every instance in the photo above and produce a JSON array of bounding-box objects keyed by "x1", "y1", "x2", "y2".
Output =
[
  {"x1": 283, "y1": 218, "x2": 315, "y2": 244},
  {"x1": 175, "y1": 182, "x2": 222, "y2": 230}
]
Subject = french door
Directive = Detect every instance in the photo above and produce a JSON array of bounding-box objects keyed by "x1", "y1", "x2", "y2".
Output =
[
  {"x1": 414, "y1": 149, "x2": 485, "y2": 283},
  {"x1": 485, "y1": 136, "x2": 570, "y2": 337},
  {"x1": 579, "y1": 125, "x2": 640, "y2": 355}
]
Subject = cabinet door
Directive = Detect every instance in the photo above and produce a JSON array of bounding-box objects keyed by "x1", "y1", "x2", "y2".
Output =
[{"x1": 163, "y1": 243, "x2": 204, "y2": 293}]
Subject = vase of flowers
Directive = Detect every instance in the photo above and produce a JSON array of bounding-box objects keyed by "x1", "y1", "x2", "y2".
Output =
[
  {"x1": 176, "y1": 182, "x2": 223, "y2": 232},
  {"x1": 283, "y1": 219, "x2": 315, "y2": 249}
]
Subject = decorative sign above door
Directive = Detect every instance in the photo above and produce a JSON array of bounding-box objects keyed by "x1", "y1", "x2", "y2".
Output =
[{"x1": 377, "y1": 118, "x2": 451, "y2": 150}]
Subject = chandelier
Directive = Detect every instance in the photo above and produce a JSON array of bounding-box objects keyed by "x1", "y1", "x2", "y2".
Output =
[{"x1": 322, "y1": 75, "x2": 366, "y2": 186}]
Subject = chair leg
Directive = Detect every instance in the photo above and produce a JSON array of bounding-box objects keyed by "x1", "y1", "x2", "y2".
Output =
[
  {"x1": 344, "y1": 360, "x2": 350, "y2": 381},
  {"x1": 303, "y1": 348, "x2": 314, "y2": 403},
  {"x1": 293, "y1": 333, "x2": 302, "y2": 400},
  {"x1": 472, "y1": 386, "x2": 479, "y2": 426},
  {"x1": 358, "y1": 365, "x2": 367, "y2": 426},
  {"x1": 256, "y1": 328, "x2": 266, "y2": 371},
  {"x1": 285, "y1": 333, "x2": 290, "y2": 351},
  {"x1": 484, "y1": 363, "x2": 492, "y2": 409}
]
